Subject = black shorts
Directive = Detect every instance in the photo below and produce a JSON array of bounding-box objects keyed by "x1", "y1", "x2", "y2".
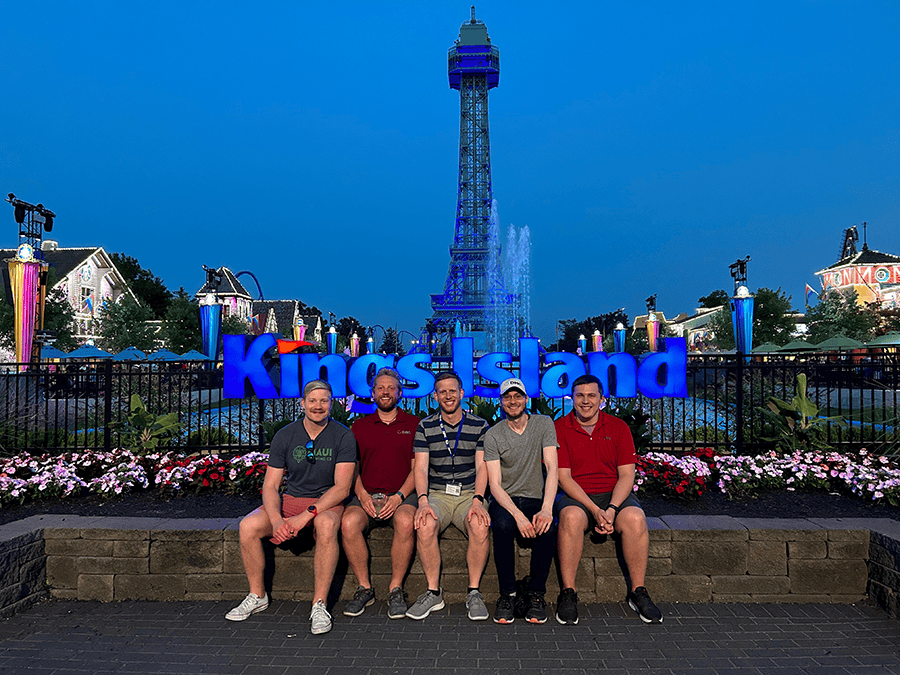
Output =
[
  {"x1": 346, "y1": 492, "x2": 417, "y2": 530},
  {"x1": 553, "y1": 492, "x2": 643, "y2": 531}
]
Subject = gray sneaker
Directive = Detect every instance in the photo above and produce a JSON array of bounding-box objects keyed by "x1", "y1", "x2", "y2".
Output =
[
  {"x1": 310, "y1": 600, "x2": 332, "y2": 634},
  {"x1": 225, "y1": 592, "x2": 268, "y2": 621},
  {"x1": 466, "y1": 589, "x2": 489, "y2": 621},
  {"x1": 387, "y1": 587, "x2": 408, "y2": 619},
  {"x1": 343, "y1": 586, "x2": 375, "y2": 617},
  {"x1": 405, "y1": 589, "x2": 445, "y2": 620}
]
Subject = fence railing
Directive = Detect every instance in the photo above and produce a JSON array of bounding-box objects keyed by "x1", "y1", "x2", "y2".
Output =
[{"x1": 1, "y1": 352, "x2": 899, "y2": 456}]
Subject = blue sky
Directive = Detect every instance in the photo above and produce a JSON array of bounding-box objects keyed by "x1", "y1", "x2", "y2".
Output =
[{"x1": 2, "y1": 1, "x2": 897, "y2": 344}]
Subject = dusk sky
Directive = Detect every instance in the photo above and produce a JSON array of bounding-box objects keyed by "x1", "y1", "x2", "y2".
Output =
[{"x1": 2, "y1": 1, "x2": 897, "y2": 345}]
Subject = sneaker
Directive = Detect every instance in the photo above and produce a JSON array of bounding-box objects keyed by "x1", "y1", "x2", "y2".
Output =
[
  {"x1": 310, "y1": 600, "x2": 333, "y2": 634},
  {"x1": 405, "y1": 589, "x2": 444, "y2": 620},
  {"x1": 493, "y1": 593, "x2": 515, "y2": 624},
  {"x1": 387, "y1": 587, "x2": 408, "y2": 619},
  {"x1": 627, "y1": 586, "x2": 663, "y2": 623},
  {"x1": 513, "y1": 576, "x2": 531, "y2": 618},
  {"x1": 555, "y1": 588, "x2": 579, "y2": 625},
  {"x1": 225, "y1": 592, "x2": 269, "y2": 621},
  {"x1": 525, "y1": 592, "x2": 548, "y2": 624},
  {"x1": 343, "y1": 585, "x2": 375, "y2": 617},
  {"x1": 466, "y1": 589, "x2": 489, "y2": 621}
]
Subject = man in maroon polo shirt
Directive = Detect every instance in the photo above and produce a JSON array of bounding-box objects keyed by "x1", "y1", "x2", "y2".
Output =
[
  {"x1": 340, "y1": 367, "x2": 419, "y2": 619},
  {"x1": 553, "y1": 374, "x2": 662, "y2": 625}
]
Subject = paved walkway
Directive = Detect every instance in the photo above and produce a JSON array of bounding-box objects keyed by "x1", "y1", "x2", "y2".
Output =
[{"x1": 2, "y1": 598, "x2": 899, "y2": 674}]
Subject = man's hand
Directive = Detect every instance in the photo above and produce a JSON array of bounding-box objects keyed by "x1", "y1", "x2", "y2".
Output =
[
  {"x1": 271, "y1": 511, "x2": 312, "y2": 544},
  {"x1": 591, "y1": 505, "x2": 614, "y2": 535},
  {"x1": 466, "y1": 499, "x2": 491, "y2": 528},
  {"x1": 515, "y1": 512, "x2": 536, "y2": 539},
  {"x1": 414, "y1": 502, "x2": 438, "y2": 529},
  {"x1": 376, "y1": 493, "x2": 402, "y2": 520},
  {"x1": 359, "y1": 492, "x2": 379, "y2": 519},
  {"x1": 532, "y1": 509, "x2": 553, "y2": 536}
]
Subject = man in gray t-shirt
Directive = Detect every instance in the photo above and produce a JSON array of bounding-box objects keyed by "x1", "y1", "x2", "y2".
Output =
[
  {"x1": 226, "y1": 380, "x2": 355, "y2": 636},
  {"x1": 483, "y1": 378, "x2": 558, "y2": 624}
]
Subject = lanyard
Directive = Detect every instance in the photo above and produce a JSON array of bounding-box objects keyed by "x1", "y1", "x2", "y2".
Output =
[{"x1": 439, "y1": 412, "x2": 465, "y2": 478}]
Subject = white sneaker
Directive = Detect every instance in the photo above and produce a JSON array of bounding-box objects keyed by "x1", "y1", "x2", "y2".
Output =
[
  {"x1": 310, "y1": 600, "x2": 333, "y2": 634},
  {"x1": 225, "y1": 592, "x2": 269, "y2": 621}
]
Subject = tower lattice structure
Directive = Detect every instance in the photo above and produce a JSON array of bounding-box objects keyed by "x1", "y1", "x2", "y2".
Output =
[{"x1": 430, "y1": 8, "x2": 517, "y2": 352}]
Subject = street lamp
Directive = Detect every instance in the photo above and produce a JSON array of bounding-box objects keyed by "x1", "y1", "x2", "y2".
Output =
[
  {"x1": 200, "y1": 265, "x2": 223, "y2": 360},
  {"x1": 326, "y1": 326, "x2": 338, "y2": 354},
  {"x1": 591, "y1": 329, "x2": 602, "y2": 352},
  {"x1": 614, "y1": 323, "x2": 626, "y2": 353},
  {"x1": 732, "y1": 285, "x2": 755, "y2": 360}
]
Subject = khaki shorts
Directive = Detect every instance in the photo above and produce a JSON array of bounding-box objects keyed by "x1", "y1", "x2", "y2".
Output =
[{"x1": 428, "y1": 488, "x2": 476, "y2": 535}]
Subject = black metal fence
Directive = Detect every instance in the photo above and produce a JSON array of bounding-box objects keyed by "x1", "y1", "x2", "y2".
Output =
[{"x1": 1, "y1": 352, "x2": 898, "y2": 456}]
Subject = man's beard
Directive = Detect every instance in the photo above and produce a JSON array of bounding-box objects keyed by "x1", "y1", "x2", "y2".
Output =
[{"x1": 376, "y1": 398, "x2": 398, "y2": 413}]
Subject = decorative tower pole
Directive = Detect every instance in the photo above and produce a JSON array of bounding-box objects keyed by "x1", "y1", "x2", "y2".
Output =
[{"x1": 430, "y1": 8, "x2": 515, "y2": 353}]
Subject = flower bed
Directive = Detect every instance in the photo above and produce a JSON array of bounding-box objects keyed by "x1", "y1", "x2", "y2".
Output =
[{"x1": 1, "y1": 447, "x2": 898, "y2": 508}]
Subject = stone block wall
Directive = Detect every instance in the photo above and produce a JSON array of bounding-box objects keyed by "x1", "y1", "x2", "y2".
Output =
[{"x1": 2, "y1": 513, "x2": 899, "y2": 617}]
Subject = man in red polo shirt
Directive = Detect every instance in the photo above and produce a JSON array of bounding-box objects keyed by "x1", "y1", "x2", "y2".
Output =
[
  {"x1": 553, "y1": 374, "x2": 662, "y2": 625},
  {"x1": 341, "y1": 367, "x2": 420, "y2": 619}
]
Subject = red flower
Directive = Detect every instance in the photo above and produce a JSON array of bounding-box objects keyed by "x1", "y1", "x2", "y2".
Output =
[{"x1": 202, "y1": 479, "x2": 210, "y2": 487}]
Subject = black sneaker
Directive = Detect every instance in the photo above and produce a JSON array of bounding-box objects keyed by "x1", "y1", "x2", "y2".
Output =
[
  {"x1": 493, "y1": 593, "x2": 515, "y2": 624},
  {"x1": 627, "y1": 586, "x2": 663, "y2": 623},
  {"x1": 525, "y1": 592, "x2": 547, "y2": 624},
  {"x1": 513, "y1": 576, "x2": 531, "y2": 618},
  {"x1": 555, "y1": 588, "x2": 579, "y2": 625},
  {"x1": 343, "y1": 585, "x2": 375, "y2": 617}
]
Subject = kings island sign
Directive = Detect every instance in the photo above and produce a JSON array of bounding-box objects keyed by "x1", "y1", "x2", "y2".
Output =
[{"x1": 223, "y1": 335, "x2": 688, "y2": 401}]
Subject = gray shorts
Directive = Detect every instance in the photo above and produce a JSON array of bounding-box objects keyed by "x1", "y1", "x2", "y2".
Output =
[
  {"x1": 346, "y1": 492, "x2": 417, "y2": 530},
  {"x1": 553, "y1": 492, "x2": 643, "y2": 531}
]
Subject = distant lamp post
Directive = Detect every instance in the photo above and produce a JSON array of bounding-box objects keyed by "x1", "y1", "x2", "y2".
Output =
[
  {"x1": 591, "y1": 329, "x2": 602, "y2": 352},
  {"x1": 350, "y1": 332, "x2": 360, "y2": 357},
  {"x1": 614, "y1": 323, "x2": 626, "y2": 353},
  {"x1": 577, "y1": 334, "x2": 587, "y2": 355},
  {"x1": 294, "y1": 320, "x2": 307, "y2": 342},
  {"x1": 199, "y1": 292, "x2": 223, "y2": 360},
  {"x1": 366, "y1": 336, "x2": 374, "y2": 354},
  {"x1": 731, "y1": 285, "x2": 755, "y2": 360},
  {"x1": 326, "y1": 326, "x2": 338, "y2": 354},
  {"x1": 646, "y1": 313, "x2": 660, "y2": 352}
]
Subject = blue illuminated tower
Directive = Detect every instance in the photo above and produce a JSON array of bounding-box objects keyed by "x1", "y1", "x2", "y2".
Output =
[{"x1": 430, "y1": 8, "x2": 519, "y2": 353}]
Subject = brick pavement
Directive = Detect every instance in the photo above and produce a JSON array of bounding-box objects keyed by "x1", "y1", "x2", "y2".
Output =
[{"x1": 1, "y1": 598, "x2": 899, "y2": 675}]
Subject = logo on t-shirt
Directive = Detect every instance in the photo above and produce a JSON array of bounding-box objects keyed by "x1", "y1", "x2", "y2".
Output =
[
  {"x1": 397, "y1": 430, "x2": 412, "y2": 435},
  {"x1": 292, "y1": 446, "x2": 334, "y2": 462}
]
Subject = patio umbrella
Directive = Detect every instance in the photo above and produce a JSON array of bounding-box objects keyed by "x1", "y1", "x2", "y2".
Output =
[
  {"x1": 778, "y1": 339, "x2": 817, "y2": 352},
  {"x1": 815, "y1": 334, "x2": 864, "y2": 351},
  {"x1": 179, "y1": 349, "x2": 212, "y2": 360},
  {"x1": 65, "y1": 344, "x2": 113, "y2": 359},
  {"x1": 752, "y1": 343, "x2": 781, "y2": 353},
  {"x1": 865, "y1": 332, "x2": 900, "y2": 347},
  {"x1": 40, "y1": 345, "x2": 68, "y2": 360},
  {"x1": 146, "y1": 349, "x2": 182, "y2": 361},
  {"x1": 112, "y1": 346, "x2": 147, "y2": 361}
]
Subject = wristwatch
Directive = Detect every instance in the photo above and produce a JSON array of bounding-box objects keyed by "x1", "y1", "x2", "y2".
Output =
[
  {"x1": 395, "y1": 490, "x2": 406, "y2": 501},
  {"x1": 307, "y1": 504, "x2": 318, "y2": 517},
  {"x1": 473, "y1": 494, "x2": 485, "y2": 504}
]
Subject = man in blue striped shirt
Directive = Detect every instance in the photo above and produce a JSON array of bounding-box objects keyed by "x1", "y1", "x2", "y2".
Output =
[{"x1": 406, "y1": 371, "x2": 491, "y2": 621}]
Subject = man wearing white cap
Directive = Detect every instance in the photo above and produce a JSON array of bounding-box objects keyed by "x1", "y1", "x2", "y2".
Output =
[{"x1": 483, "y1": 377, "x2": 558, "y2": 624}]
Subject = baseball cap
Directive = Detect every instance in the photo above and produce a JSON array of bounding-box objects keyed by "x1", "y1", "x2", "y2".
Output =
[{"x1": 499, "y1": 377, "x2": 527, "y2": 397}]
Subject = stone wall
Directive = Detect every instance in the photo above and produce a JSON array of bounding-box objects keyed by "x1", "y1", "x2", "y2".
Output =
[{"x1": 2, "y1": 513, "x2": 899, "y2": 618}]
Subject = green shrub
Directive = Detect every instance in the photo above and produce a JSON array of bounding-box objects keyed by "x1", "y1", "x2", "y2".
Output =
[{"x1": 187, "y1": 427, "x2": 240, "y2": 447}]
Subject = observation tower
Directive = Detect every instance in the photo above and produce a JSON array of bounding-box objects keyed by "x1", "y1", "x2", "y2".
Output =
[{"x1": 429, "y1": 7, "x2": 522, "y2": 354}]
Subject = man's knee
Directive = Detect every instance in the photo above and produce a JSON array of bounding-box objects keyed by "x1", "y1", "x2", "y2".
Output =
[
  {"x1": 392, "y1": 508, "x2": 415, "y2": 537},
  {"x1": 341, "y1": 507, "x2": 368, "y2": 538},
  {"x1": 615, "y1": 507, "x2": 648, "y2": 538},
  {"x1": 239, "y1": 510, "x2": 270, "y2": 542},
  {"x1": 465, "y1": 519, "x2": 490, "y2": 545},
  {"x1": 417, "y1": 516, "x2": 439, "y2": 541},
  {"x1": 314, "y1": 511, "x2": 341, "y2": 543},
  {"x1": 558, "y1": 506, "x2": 588, "y2": 535}
]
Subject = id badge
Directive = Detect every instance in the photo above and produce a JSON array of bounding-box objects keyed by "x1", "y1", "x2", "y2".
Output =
[{"x1": 445, "y1": 483, "x2": 462, "y2": 496}]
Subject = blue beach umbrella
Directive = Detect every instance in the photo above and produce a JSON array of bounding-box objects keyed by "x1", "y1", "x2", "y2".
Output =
[
  {"x1": 146, "y1": 349, "x2": 182, "y2": 361},
  {"x1": 65, "y1": 345, "x2": 113, "y2": 359},
  {"x1": 179, "y1": 349, "x2": 212, "y2": 360},
  {"x1": 112, "y1": 346, "x2": 147, "y2": 361},
  {"x1": 41, "y1": 345, "x2": 68, "y2": 360}
]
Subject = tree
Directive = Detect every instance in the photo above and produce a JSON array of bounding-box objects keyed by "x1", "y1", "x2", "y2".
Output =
[
  {"x1": 707, "y1": 287, "x2": 795, "y2": 350},
  {"x1": 110, "y1": 253, "x2": 173, "y2": 319},
  {"x1": 805, "y1": 288, "x2": 880, "y2": 343},
  {"x1": 378, "y1": 327, "x2": 405, "y2": 356},
  {"x1": 95, "y1": 296, "x2": 157, "y2": 353},
  {"x1": 221, "y1": 314, "x2": 250, "y2": 336},
  {"x1": 698, "y1": 290, "x2": 728, "y2": 308},
  {"x1": 161, "y1": 291, "x2": 201, "y2": 354}
]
